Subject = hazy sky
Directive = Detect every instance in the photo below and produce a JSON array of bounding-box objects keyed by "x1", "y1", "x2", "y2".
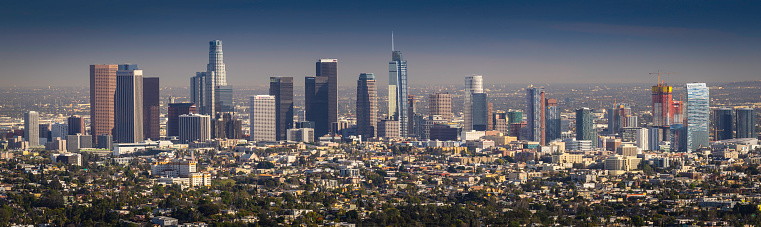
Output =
[{"x1": 1, "y1": 0, "x2": 760, "y2": 87}]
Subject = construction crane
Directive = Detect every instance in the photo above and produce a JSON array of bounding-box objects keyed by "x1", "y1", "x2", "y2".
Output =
[{"x1": 649, "y1": 70, "x2": 680, "y2": 85}]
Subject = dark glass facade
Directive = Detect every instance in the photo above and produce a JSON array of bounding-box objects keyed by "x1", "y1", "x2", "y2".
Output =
[
  {"x1": 736, "y1": 108, "x2": 756, "y2": 139},
  {"x1": 167, "y1": 103, "x2": 196, "y2": 137},
  {"x1": 472, "y1": 93, "x2": 488, "y2": 131},
  {"x1": 270, "y1": 77, "x2": 294, "y2": 141},
  {"x1": 306, "y1": 59, "x2": 338, "y2": 137},
  {"x1": 714, "y1": 108, "x2": 733, "y2": 140},
  {"x1": 143, "y1": 77, "x2": 160, "y2": 140}
]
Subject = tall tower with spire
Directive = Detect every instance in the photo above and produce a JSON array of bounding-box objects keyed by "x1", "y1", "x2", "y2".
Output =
[{"x1": 389, "y1": 32, "x2": 409, "y2": 137}]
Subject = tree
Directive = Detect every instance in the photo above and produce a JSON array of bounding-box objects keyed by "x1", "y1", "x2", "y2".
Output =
[
  {"x1": 256, "y1": 161, "x2": 275, "y2": 169},
  {"x1": 631, "y1": 215, "x2": 644, "y2": 226}
]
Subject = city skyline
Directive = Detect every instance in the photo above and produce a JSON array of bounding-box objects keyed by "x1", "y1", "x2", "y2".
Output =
[{"x1": 2, "y1": 1, "x2": 761, "y2": 87}]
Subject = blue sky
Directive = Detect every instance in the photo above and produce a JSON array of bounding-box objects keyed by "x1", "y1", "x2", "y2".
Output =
[{"x1": 1, "y1": 0, "x2": 760, "y2": 87}]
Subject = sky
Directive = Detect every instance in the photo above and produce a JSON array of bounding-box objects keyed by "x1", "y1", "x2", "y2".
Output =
[{"x1": 1, "y1": 0, "x2": 760, "y2": 87}]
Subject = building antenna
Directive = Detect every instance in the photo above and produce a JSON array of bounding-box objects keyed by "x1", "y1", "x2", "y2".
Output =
[{"x1": 392, "y1": 31, "x2": 395, "y2": 51}]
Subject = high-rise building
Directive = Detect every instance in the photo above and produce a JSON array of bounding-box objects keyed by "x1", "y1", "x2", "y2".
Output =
[
  {"x1": 167, "y1": 103, "x2": 197, "y2": 137},
  {"x1": 686, "y1": 83, "x2": 709, "y2": 151},
  {"x1": 51, "y1": 123, "x2": 68, "y2": 140},
  {"x1": 212, "y1": 112, "x2": 242, "y2": 139},
  {"x1": 67, "y1": 134, "x2": 93, "y2": 152},
  {"x1": 306, "y1": 59, "x2": 338, "y2": 137},
  {"x1": 189, "y1": 40, "x2": 231, "y2": 115},
  {"x1": 377, "y1": 120, "x2": 400, "y2": 139},
  {"x1": 526, "y1": 87, "x2": 545, "y2": 144},
  {"x1": 250, "y1": 95, "x2": 276, "y2": 141},
  {"x1": 190, "y1": 72, "x2": 214, "y2": 115},
  {"x1": 143, "y1": 77, "x2": 160, "y2": 140},
  {"x1": 429, "y1": 92, "x2": 452, "y2": 121},
  {"x1": 464, "y1": 75, "x2": 483, "y2": 131},
  {"x1": 269, "y1": 77, "x2": 294, "y2": 141},
  {"x1": 545, "y1": 98, "x2": 561, "y2": 142},
  {"x1": 507, "y1": 111, "x2": 523, "y2": 124},
  {"x1": 576, "y1": 108, "x2": 596, "y2": 147},
  {"x1": 115, "y1": 64, "x2": 144, "y2": 143},
  {"x1": 408, "y1": 95, "x2": 416, "y2": 137},
  {"x1": 287, "y1": 128, "x2": 315, "y2": 143},
  {"x1": 215, "y1": 85, "x2": 233, "y2": 113},
  {"x1": 736, "y1": 108, "x2": 756, "y2": 139},
  {"x1": 648, "y1": 127, "x2": 661, "y2": 151},
  {"x1": 90, "y1": 64, "x2": 118, "y2": 144},
  {"x1": 493, "y1": 111, "x2": 509, "y2": 134},
  {"x1": 67, "y1": 115, "x2": 85, "y2": 136},
  {"x1": 471, "y1": 93, "x2": 488, "y2": 131},
  {"x1": 24, "y1": 111, "x2": 39, "y2": 146},
  {"x1": 608, "y1": 103, "x2": 632, "y2": 135},
  {"x1": 207, "y1": 40, "x2": 233, "y2": 112},
  {"x1": 429, "y1": 124, "x2": 458, "y2": 141},
  {"x1": 178, "y1": 114, "x2": 211, "y2": 144},
  {"x1": 208, "y1": 40, "x2": 226, "y2": 86},
  {"x1": 487, "y1": 103, "x2": 494, "y2": 131},
  {"x1": 670, "y1": 124, "x2": 688, "y2": 152},
  {"x1": 39, "y1": 123, "x2": 51, "y2": 143},
  {"x1": 714, "y1": 108, "x2": 734, "y2": 140},
  {"x1": 635, "y1": 128, "x2": 649, "y2": 151},
  {"x1": 356, "y1": 73, "x2": 377, "y2": 139},
  {"x1": 509, "y1": 121, "x2": 527, "y2": 138},
  {"x1": 97, "y1": 135, "x2": 113, "y2": 150},
  {"x1": 389, "y1": 47, "x2": 409, "y2": 137},
  {"x1": 652, "y1": 82, "x2": 674, "y2": 127}
]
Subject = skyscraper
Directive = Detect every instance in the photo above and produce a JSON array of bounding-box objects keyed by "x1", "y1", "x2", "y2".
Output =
[
  {"x1": 608, "y1": 103, "x2": 632, "y2": 135},
  {"x1": 190, "y1": 40, "x2": 231, "y2": 115},
  {"x1": 408, "y1": 95, "x2": 416, "y2": 136},
  {"x1": 143, "y1": 77, "x2": 160, "y2": 140},
  {"x1": 24, "y1": 111, "x2": 39, "y2": 146},
  {"x1": 306, "y1": 59, "x2": 338, "y2": 137},
  {"x1": 356, "y1": 73, "x2": 377, "y2": 139},
  {"x1": 576, "y1": 108, "x2": 596, "y2": 147},
  {"x1": 686, "y1": 83, "x2": 709, "y2": 151},
  {"x1": 736, "y1": 108, "x2": 756, "y2": 139},
  {"x1": 208, "y1": 40, "x2": 226, "y2": 86},
  {"x1": 115, "y1": 64, "x2": 144, "y2": 143},
  {"x1": 67, "y1": 115, "x2": 85, "y2": 135},
  {"x1": 389, "y1": 47, "x2": 409, "y2": 137},
  {"x1": 90, "y1": 64, "x2": 118, "y2": 144},
  {"x1": 635, "y1": 128, "x2": 649, "y2": 151},
  {"x1": 167, "y1": 103, "x2": 197, "y2": 137},
  {"x1": 545, "y1": 98, "x2": 561, "y2": 142},
  {"x1": 179, "y1": 114, "x2": 211, "y2": 143},
  {"x1": 207, "y1": 40, "x2": 233, "y2": 112},
  {"x1": 429, "y1": 92, "x2": 452, "y2": 121},
  {"x1": 250, "y1": 95, "x2": 276, "y2": 141},
  {"x1": 714, "y1": 108, "x2": 733, "y2": 140},
  {"x1": 471, "y1": 93, "x2": 488, "y2": 131},
  {"x1": 39, "y1": 123, "x2": 51, "y2": 143},
  {"x1": 652, "y1": 81, "x2": 674, "y2": 127},
  {"x1": 464, "y1": 75, "x2": 483, "y2": 131},
  {"x1": 270, "y1": 77, "x2": 294, "y2": 141},
  {"x1": 216, "y1": 85, "x2": 233, "y2": 113},
  {"x1": 191, "y1": 71, "x2": 215, "y2": 115},
  {"x1": 526, "y1": 87, "x2": 545, "y2": 144}
]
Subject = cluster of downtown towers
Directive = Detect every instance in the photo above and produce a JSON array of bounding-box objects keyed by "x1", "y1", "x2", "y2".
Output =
[{"x1": 84, "y1": 40, "x2": 756, "y2": 152}]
